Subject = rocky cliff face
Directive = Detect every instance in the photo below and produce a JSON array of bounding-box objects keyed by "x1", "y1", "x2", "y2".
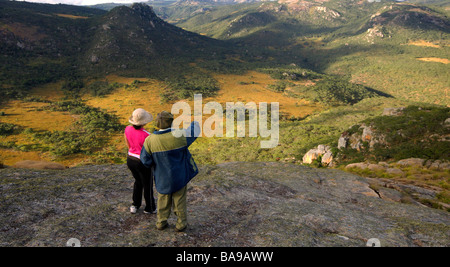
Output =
[{"x1": 1, "y1": 162, "x2": 448, "y2": 247}]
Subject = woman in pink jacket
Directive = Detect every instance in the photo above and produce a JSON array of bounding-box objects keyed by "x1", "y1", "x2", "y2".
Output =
[{"x1": 124, "y1": 108, "x2": 156, "y2": 214}]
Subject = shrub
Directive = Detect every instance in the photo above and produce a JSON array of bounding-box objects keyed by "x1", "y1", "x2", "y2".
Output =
[
  {"x1": 303, "y1": 77, "x2": 379, "y2": 105},
  {"x1": 161, "y1": 73, "x2": 220, "y2": 103},
  {"x1": 267, "y1": 81, "x2": 293, "y2": 93},
  {"x1": 61, "y1": 78, "x2": 84, "y2": 99},
  {"x1": 33, "y1": 100, "x2": 124, "y2": 156},
  {"x1": 86, "y1": 81, "x2": 122, "y2": 97},
  {"x1": 0, "y1": 122, "x2": 17, "y2": 135}
]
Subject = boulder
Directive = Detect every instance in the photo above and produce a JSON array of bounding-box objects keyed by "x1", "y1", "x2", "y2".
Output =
[
  {"x1": 361, "y1": 125, "x2": 374, "y2": 143},
  {"x1": 337, "y1": 136, "x2": 348, "y2": 149},
  {"x1": 340, "y1": 124, "x2": 386, "y2": 151},
  {"x1": 397, "y1": 158, "x2": 425, "y2": 168},
  {"x1": 367, "y1": 164, "x2": 385, "y2": 172},
  {"x1": 90, "y1": 55, "x2": 99, "y2": 64},
  {"x1": 444, "y1": 118, "x2": 450, "y2": 127},
  {"x1": 303, "y1": 145, "x2": 333, "y2": 166},
  {"x1": 439, "y1": 162, "x2": 450, "y2": 170},
  {"x1": 317, "y1": 145, "x2": 331, "y2": 154},
  {"x1": 321, "y1": 152, "x2": 334, "y2": 167},
  {"x1": 13, "y1": 160, "x2": 66, "y2": 170},
  {"x1": 349, "y1": 137, "x2": 363, "y2": 150},
  {"x1": 345, "y1": 162, "x2": 368, "y2": 170},
  {"x1": 378, "y1": 162, "x2": 389, "y2": 168},
  {"x1": 382, "y1": 107, "x2": 405, "y2": 116},
  {"x1": 302, "y1": 149, "x2": 321, "y2": 164},
  {"x1": 429, "y1": 160, "x2": 442, "y2": 170},
  {"x1": 429, "y1": 160, "x2": 450, "y2": 170}
]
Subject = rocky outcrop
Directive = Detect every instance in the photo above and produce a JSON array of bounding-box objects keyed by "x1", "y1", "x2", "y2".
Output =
[
  {"x1": 382, "y1": 107, "x2": 405, "y2": 116},
  {"x1": 397, "y1": 158, "x2": 425, "y2": 168},
  {"x1": 344, "y1": 158, "x2": 450, "y2": 210},
  {"x1": 338, "y1": 107, "x2": 408, "y2": 151},
  {"x1": 345, "y1": 158, "x2": 449, "y2": 172},
  {"x1": 302, "y1": 145, "x2": 334, "y2": 166},
  {"x1": 1, "y1": 162, "x2": 448, "y2": 247},
  {"x1": 445, "y1": 118, "x2": 450, "y2": 127},
  {"x1": 337, "y1": 124, "x2": 386, "y2": 151},
  {"x1": 428, "y1": 160, "x2": 450, "y2": 171}
]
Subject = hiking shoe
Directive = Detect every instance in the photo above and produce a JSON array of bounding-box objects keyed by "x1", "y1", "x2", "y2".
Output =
[
  {"x1": 130, "y1": 206, "x2": 138, "y2": 214},
  {"x1": 156, "y1": 223, "x2": 168, "y2": 231},
  {"x1": 175, "y1": 225, "x2": 187, "y2": 232},
  {"x1": 144, "y1": 209, "x2": 156, "y2": 214}
]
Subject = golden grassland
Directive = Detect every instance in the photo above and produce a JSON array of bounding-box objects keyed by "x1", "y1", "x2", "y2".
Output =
[
  {"x1": 0, "y1": 100, "x2": 77, "y2": 166},
  {"x1": 55, "y1": 14, "x2": 89, "y2": 19},
  {"x1": 84, "y1": 75, "x2": 173, "y2": 126},
  {"x1": 0, "y1": 101, "x2": 75, "y2": 131},
  {"x1": 408, "y1": 40, "x2": 442, "y2": 48},
  {"x1": 210, "y1": 71, "x2": 320, "y2": 117},
  {"x1": 416, "y1": 57, "x2": 450, "y2": 64},
  {"x1": 1, "y1": 71, "x2": 321, "y2": 167}
]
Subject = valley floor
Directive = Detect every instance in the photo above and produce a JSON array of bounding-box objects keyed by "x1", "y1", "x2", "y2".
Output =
[{"x1": 0, "y1": 71, "x2": 321, "y2": 167}]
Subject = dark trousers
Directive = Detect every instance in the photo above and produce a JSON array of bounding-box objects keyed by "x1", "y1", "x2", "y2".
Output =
[{"x1": 127, "y1": 156, "x2": 156, "y2": 212}]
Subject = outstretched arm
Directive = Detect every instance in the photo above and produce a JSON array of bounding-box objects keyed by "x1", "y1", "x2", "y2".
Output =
[{"x1": 185, "y1": 121, "x2": 200, "y2": 147}]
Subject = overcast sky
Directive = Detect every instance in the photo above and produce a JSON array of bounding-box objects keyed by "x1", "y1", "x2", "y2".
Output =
[{"x1": 17, "y1": 0, "x2": 145, "y2": 6}]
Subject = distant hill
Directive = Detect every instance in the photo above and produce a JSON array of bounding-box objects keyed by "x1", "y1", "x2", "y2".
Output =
[
  {"x1": 82, "y1": 3, "x2": 229, "y2": 78},
  {"x1": 174, "y1": 0, "x2": 449, "y2": 41},
  {"x1": 173, "y1": 0, "x2": 450, "y2": 105},
  {"x1": 401, "y1": 0, "x2": 450, "y2": 7},
  {"x1": 0, "y1": 0, "x2": 105, "y2": 93},
  {"x1": 0, "y1": 1, "x2": 230, "y2": 97}
]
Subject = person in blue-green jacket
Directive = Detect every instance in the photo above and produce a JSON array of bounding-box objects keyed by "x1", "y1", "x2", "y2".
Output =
[{"x1": 140, "y1": 111, "x2": 200, "y2": 232}]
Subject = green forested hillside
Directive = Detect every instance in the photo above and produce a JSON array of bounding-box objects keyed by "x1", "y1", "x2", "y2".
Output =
[
  {"x1": 0, "y1": 1, "x2": 232, "y2": 100},
  {"x1": 403, "y1": 0, "x2": 450, "y2": 7},
  {"x1": 174, "y1": 0, "x2": 450, "y2": 105},
  {"x1": 0, "y1": 0, "x2": 104, "y2": 96}
]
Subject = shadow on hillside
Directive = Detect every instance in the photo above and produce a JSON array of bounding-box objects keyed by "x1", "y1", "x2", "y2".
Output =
[{"x1": 366, "y1": 87, "x2": 394, "y2": 98}]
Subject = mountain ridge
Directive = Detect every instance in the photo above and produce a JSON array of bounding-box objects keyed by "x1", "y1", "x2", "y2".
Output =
[
  {"x1": 82, "y1": 3, "x2": 228, "y2": 77},
  {"x1": 0, "y1": 1, "x2": 232, "y2": 94}
]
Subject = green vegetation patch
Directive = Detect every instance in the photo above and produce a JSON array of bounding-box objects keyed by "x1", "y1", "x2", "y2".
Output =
[
  {"x1": 0, "y1": 122, "x2": 19, "y2": 135},
  {"x1": 32, "y1": 100, "x2": 124, "y2": 156},
  {"x1": 339, "y1": 105, "x2": 450, "y2": 163},
  {"x1": 296, "y1": 76, "x2": 381, "y2": 105},
  {"x1": 160, "y1": 72, "x2": 220, "y2": 103},
  {"x1": 261, "y1": 67, "x2": 383, "y2": 105},
  {"x1": 366, "y1": 106, "x2": 450, "y2": 161}
]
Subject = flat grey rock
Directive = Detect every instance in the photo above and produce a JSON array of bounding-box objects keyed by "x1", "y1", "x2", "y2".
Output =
[{"x1": 0, "y1": 162, "x2": 448, "y2": 247}]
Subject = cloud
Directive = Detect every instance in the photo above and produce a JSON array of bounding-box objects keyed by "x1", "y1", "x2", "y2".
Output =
[
  {"x1": 18, "y1": 0, "x2": 83, "y2": 5},
  {"x1": 16, "y1": 0, "x2": 144, "y2": 6}
]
